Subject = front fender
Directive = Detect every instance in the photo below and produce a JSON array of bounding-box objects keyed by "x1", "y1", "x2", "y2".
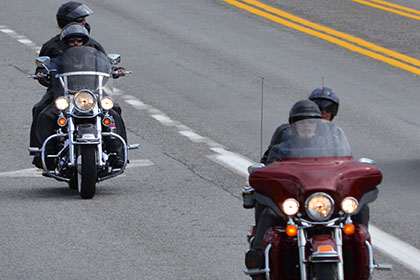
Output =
[{"x1": 309, "y1": 234, "x2": 340, "y2": 263}]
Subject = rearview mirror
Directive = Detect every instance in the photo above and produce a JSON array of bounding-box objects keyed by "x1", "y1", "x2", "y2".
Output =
[
  {"x1": 248, "y1": 163, "x2": 265, "y2": 174},
  {"x1": 358, "y1": 158, "x2": 376, "y2": 165},
  {"x1": 107, "y1": 54, "x2": 121, "y2": 65},
  {"x1": 36, "y1": 56, "x2": 50, "y2": 67}
]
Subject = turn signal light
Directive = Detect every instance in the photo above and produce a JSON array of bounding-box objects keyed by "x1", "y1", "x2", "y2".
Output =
[
  {"x1": 343, "y1": 223, "x2": 355, "y2": 235},
  {"x1": 103, "y1": 117, "x2": 111, "y2": 126},
  {"x1": 286, "y1": 225, "x2": 297, "y2": 237},
  {"x1": 57, "y1": 117, "x2": 67, "y2": 127}
]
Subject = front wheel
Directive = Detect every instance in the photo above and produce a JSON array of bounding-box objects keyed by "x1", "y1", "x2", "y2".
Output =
[
  {"x1": 312, "y1": 263, "x2": 338, "y2": 280},
  {"x1": 68, "y1": 171, "x2": 78, "y2": 190},
  {"x1": 78, "y1": 145, "x2": 97, "y2": 199}
]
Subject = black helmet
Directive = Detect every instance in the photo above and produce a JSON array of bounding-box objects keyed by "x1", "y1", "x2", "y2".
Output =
[
  {"x1": 288, "y1": 100, "x2": 322, "y2": 124},
  {"x1": 56, "y1": 2, "x2": 93, "y2": 29},
  {"x1": 308, "y1": 87, "x2": 339, "y2": 120},
  {"x1": 60, "y1": 23, "x2": 89, "y2": 44}
]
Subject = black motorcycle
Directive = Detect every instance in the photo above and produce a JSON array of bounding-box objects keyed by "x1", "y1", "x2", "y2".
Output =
[{"x1": 29, "y1": 46, "x2": 138, "y2": 199}]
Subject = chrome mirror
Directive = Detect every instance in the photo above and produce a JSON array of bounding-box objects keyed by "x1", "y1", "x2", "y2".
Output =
[
  {"x1": 248, "y1": 163, "x2": 265, "y2": 174},
  {"x1": 358, "y1": 158, "x2": 376, "y2": 165},
  {"x1": 107, "y1": 54, "x2": 121, "y2": 65},
  {"x1": 36, "y1": 56, "x2": 50, "y2": 67}
]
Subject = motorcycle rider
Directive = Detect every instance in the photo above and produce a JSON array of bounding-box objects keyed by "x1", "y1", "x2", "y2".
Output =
[
  {"x1": 30, "y1": 2, "x2": 112, "y2": 156},
  {"x1": 245, "y1": 100, "x2": 323, "y2": 280},
  {"x1": 260, "y1": 86, "x2": 339, "y2": 165},
  {"x1": 33, "y1": 23, "x2": 127, "y2": 169}
]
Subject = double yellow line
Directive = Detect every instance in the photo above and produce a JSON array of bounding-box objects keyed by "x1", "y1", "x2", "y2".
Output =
[
  {"x1": 222, "y1": 0, "x2": 420, "y2": 76},
  {"x1": 351, "y1": 0, "x2": 420, "y2": 21}
]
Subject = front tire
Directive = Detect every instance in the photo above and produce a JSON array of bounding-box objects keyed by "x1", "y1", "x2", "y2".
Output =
[
  {"x1": 68, "y1": 170, "x2": 78, "y2": 190},
  {"x1": 79, "y1": 145, "x2": 97, "y2": 199},
  {"x1": 312, "y1": 263, "x2": 338, "y2": 280}
]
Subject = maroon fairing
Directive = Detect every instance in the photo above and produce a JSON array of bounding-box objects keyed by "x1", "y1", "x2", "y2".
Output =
[{"x1": 249, "y1": 156, "x2": 382, "y2": 207}]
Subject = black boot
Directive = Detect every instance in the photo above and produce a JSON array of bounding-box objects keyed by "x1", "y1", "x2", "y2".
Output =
[{"x1": 245, "y1": 249, "x2": 266, "y2": 280}]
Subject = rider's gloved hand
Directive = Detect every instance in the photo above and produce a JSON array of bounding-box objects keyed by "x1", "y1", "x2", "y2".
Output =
[{"x1": 112, "y1": 66, "x2": 127, "y2": 79}]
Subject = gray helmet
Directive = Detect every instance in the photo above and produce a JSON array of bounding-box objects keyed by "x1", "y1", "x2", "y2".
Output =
[
  {"x1": 56, "y1": 2, "x2": 93, "y2": 29},
  {"x1": 288, "y1": 99, "x2": 322, "y2": 124},
  {"x1": 60, "y1": 23, "x2": 89, "y2": 44},
  {"x1": 308, "y1": 87, "x2": 339, "y2": 120}
]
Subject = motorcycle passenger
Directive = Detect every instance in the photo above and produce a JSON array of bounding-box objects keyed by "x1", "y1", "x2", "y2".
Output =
[
  {"x1": 33, "y1": 23, "x2": 127, "y2": 169},
  {"x1": 308, "y1": 87, "x2": 369, "y2": 225},
  {"x1": 30, "y1": 2, "x2": 108, "y2": 155},
  {"x1": 308, "y1": 86, "x2": 339, "y2": 121},
  {"x1": 260, "y1": 86, "x2": 339, "y2": 165},
  {"x1": 245, "y1": 100, "x2": 322, "y2": 280}
]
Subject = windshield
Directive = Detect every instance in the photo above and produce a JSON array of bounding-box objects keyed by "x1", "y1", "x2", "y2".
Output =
[
  {"x1": 267, "y1": 119, "x2": 351, "y2": 161},
  {"x1": 52, "y1": 46, "x2": 111, "y2": 92}
]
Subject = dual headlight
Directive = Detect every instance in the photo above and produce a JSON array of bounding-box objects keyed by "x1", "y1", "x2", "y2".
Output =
[
  {"x1": 54, "y1": 90, "x2": 114, "y2": 112},
  {"x1": 281, "y1": 193, "x2": 359, "y2": 221}
]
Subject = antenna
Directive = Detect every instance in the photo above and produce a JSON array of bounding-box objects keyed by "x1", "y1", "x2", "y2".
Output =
[
  {"x1": 322, "y1": 76, "x2": 324, "y2": 87},
  {"x1": 260, "y1": 77, "x2": 264, "y2": 159}
]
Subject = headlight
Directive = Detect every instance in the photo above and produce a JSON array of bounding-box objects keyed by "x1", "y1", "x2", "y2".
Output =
[
  {"x1": 341, "y1": 197, "x2": 358, "y2": 214},
  {"x1": 100, "y1": 97, "x2": 114, "y2": 110},
  {"x1": 74, "y1": 90, "x2": 96, "y2": 112},
  {"x1": 306, "y1": 193, "x2": 334, "y2": 221},
  {"x1": 282, "y1": 198, "x2": 300, "y2": 216},
  {"x1": 55, "y1": 96, "x2": 69, "y2": 110}
]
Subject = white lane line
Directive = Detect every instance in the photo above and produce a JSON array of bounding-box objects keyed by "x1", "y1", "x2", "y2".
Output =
[
  {"x1": 124, "y1": 97, "x2": 149, "y2": 110},
  {"x1": 0, "y1": 28, "x2": 16, "y2": 35},
  {"x1": 208, "y1": 147, "x2": 251, "y2": 177},
  {"x1": 1, "y1": 26, "x2": 41, "y2": 54},
  {"x1": 0, "y1": 168, "x2": 43, "y2": 177},
  {"x1": 178, "y1": 130, "x2": 206, "y2": 143},
  {"x1": 151, "y1": 114, "x2": 176, "y2": 126},
  {"x1": 0, "y1": 159, "x2": 154, "y2": 178},
  {"x1": 370, "y1": 226, "x2": 420, "y2": 276},
  {"x1": 125, "y1": 159, "x2": 154, "y2": 168}
]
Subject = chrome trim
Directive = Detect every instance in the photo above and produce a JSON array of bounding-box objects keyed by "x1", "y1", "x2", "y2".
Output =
[
  {"x1": 247, "y1": 163, "x2": 265, "y2": 174},
  {"x1": 56, "y1": 71, "x2": 111, "y2": 78},
  {"x1": 40, "y1": 133, "x2": 70, "y2": 182},
  {"x1": 243, "y1": 244, "x2": 271, "y2": 277},
  {"x1": 264, "y1": 244, "x2": 272, "y2": 280},
  {"x1": 335, "y1": 227, "x2": 345, "y2": 280},
  {"x1": 358, "y1": 158, "x2": 376, "y2": 165},
  {"x1": 366, "y1": 240, "x2": 375, "y2": 275},
  {"x1": 99, "y1": 132, "x2": 128, "y2": 181},
  {"x1": 298, "y1": 217, "x2": 342, "y2": 226},
  {"x1": 366, "y1": 240, "x2": 393, "y2": 272},
  {"x1": 298, "y1": 228, "x2": 307, "y2": 280}
]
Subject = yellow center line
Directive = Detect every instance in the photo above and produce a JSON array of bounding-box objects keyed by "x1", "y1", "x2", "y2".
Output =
[
  {"x1": 368, "y1": 0, "x2": 420, "y2": 16},
  {"x1": 241, "y1": 0, "x2": 420, "y2": 67},
  {"x1": 350, "y1": 0, "x2": 420, "y2": 21},
  {"x1": 222, "y1": 0, "x2": 420, "y2": 75}
]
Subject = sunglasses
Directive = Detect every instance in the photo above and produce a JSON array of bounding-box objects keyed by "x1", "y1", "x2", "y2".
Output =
[
  {"x1": 74, "y1": 17, "x2": 86, "y2": 23},
  {"x1": 67, "y1": 37, "x2": 84, "y2": 44}
]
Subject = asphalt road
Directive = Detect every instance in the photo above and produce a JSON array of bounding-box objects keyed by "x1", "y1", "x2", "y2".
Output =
[{"x1": 1, "y1": 0, "x2": 420, "y2": 279}]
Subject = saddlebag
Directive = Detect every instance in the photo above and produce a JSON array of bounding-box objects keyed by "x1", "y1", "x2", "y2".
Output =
[
  {"x1": 343, "y1": 224, "x2": 371, "y2": 280},
  {"x1": 263, "y1": 226, "x2": 300, "y2": 280}
]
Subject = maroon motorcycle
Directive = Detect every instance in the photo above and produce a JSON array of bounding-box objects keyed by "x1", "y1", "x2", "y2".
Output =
[{"x1": 243, "y1": 119, "x2": 391, "y2": 280}]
